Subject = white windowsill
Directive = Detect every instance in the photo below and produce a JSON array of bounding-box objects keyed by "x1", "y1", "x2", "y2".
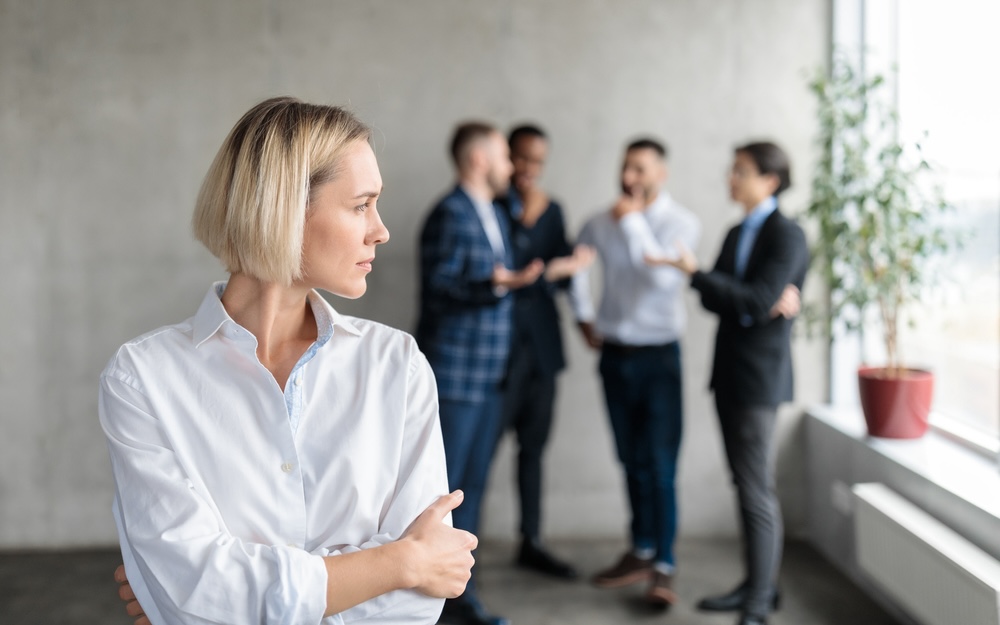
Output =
[
  {"x1": 808, "y1": 405, "x2": 1000, "y2": 522},
  {"x1": 929, "y1": 416, "x2": 1000, "y2": 459}
]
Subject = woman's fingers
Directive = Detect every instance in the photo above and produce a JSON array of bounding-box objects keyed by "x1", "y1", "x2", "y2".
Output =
[
  {"x1": 118, "y1": 582, "x2": 136, "y2": 601},
  {"x1": 426, "y1": 490, "x2": 464, "y2": 522},
  {"x1": 125, "y1": 599, "x2": 145, "y2": 617},
  {"x1": 115, "y1": 563, "x2": 147, "y2": 621}
]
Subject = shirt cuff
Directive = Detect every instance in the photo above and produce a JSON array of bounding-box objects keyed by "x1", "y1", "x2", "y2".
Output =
[{"x1": 286, "y1": 550, "x2": 333, "y2": 625}]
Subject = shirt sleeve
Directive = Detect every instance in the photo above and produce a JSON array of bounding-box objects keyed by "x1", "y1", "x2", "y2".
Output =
[
  {"x1": 544, "y1": 203, "x2": 576, "y2": 293},
  {"x1": 569, "y1": 220, "x2": 597, "y2": 322},
  {"x1": 619, "y1": 210, "x2": 702, "y2": 293},
  {"x1": 320, "y1": 346, "x2": 448, "y2": 624},
  {"x1": 100, "y1": 373, "x2": 330, "y2": 625}
]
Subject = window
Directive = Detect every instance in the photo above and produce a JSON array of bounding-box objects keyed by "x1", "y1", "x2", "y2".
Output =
[
  {"x1": 830, "y1": 0, "x2": 1000, "y2": 452},
  {"x1": 895, "y1": 0, "x2": 1000, "y2": 447}
]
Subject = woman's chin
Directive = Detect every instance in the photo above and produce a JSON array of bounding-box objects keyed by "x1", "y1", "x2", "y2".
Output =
[{"x1": 330, "y1": 282, "x2": 367, "y2": 300}]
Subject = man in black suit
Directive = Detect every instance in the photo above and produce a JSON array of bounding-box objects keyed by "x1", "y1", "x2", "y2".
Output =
[
  {"x1": 648, "y1": 142, "x2": 808, "y2": 625},
  {"x1": 496, "y1": 125, "x2": 593, "y2": 580}
]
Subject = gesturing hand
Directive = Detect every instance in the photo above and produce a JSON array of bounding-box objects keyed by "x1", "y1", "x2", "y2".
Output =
[
  {"x1": 544, "y1": 245, "x2": 596, "y2": 282},
  {"x1": 399, "y1": 490, "x2": 478, "y2": 598},
  {"x1": 644, "y1": 240, "x2": 698, "y2": 275},
  {"x1": 492, "y1": 260, "x2": 545, "y2": 291},
  {"x1": 114, "y1": 564, "x2": 150, "y2": 625}
]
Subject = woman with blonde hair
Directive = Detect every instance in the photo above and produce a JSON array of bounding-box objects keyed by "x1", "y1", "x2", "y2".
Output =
[{"x1": 101, "y1": 97, "x2": 474, "y2": 625}]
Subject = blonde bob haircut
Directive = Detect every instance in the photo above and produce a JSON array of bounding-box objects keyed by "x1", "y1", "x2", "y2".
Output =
[{"x1": 193, "y1": 96, "x2": 371, "y2": 285}]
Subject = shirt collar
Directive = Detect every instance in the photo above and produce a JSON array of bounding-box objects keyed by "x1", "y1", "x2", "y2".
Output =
[
  {"x1": 459, "y1": 184, "x2": 496, "y2": 214},
  {"x1": 191, "y1": 281, "x2": 362, "y2": 348},
  {"x1": 742, "y1": 196, "x2": 778, "y2": 231}
]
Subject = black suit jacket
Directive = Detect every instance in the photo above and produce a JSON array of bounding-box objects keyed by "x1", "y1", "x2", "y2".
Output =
[
  {"x1": 690, "y1": 207, "x2": 809, "y2": 407},
  {"x1": 497, "y1": 194, "x2": 574, "y2": 377}
]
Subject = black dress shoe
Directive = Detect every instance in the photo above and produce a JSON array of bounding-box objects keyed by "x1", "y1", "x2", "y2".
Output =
[
  {"x1": 517, "y1": 537, "x2": 578, "y2": 580},
  {"x1": 737, "y1": 614, "x2": 768, "y2": 625},
  {"x1": 438, "y1": 598, "x2": 511, "y2": 625},
  {"x1": 697, "y1": 583, "x2": 781, "y2": 612}
]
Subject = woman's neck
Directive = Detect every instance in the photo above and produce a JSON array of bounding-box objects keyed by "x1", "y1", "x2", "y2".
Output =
[{"x1": 221, "y1": 273, "x2": 317, "y2": 387}]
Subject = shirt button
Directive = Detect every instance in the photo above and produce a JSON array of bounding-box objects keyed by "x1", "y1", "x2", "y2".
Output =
[
  {"x1": 281, "y1": 463, "x2": 294, "y2": 473},
  {"x1": 294, "y1": 376, "x2": 302, "y2": 387}
]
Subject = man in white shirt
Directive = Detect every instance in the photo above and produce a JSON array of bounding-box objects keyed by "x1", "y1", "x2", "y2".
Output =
[{"x1": 570, "y1": 138, "x2": 700, "y2": 607}]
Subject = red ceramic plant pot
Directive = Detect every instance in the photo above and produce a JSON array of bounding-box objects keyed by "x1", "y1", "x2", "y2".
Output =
[{"x1": 857, "y1": 366, "x2": 934, "y2": 439}]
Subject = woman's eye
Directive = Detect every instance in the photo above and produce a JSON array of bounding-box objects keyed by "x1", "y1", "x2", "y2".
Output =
[{"x1": 355, "y1": 203, "x2": 368, "y2": 213}]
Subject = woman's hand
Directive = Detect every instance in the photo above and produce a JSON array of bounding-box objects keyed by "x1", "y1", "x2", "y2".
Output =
[
  {"x1": 493, "y1": 260, "x2": 545, "y2": 291},
  {"x1": 114, "y1": 564, "x2": 150, "y2": 625},
  {"x1": 114, "y1": 494, "x2": 477, "y2": 618},
  {"x1": 645, "y1": 240, "x2": 699, "y2": 275},
  {"x1": 398, "y1": 490, "x2": 478, "y2": 598},
  {"x1": 544, "y1": 245, "x2": 596, "y2": 282}
]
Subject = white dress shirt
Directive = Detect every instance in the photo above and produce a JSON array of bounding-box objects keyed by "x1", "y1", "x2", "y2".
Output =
[
  {"x1": 99, "y1": 283, "x2": 449, "y2": 625},
  {"x1": 570, "y1": 192, "x2": 701, "y2": 345},
  {"x1": 461, "y1": 184, "x2": 506, "y2": 262}
]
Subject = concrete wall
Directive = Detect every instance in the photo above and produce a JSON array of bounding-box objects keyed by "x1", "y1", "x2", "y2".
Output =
[{"x1": 0, "y1": 0, "x2": 829, "y2": 548}]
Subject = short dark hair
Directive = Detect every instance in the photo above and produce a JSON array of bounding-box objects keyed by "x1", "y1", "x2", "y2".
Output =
[
  {"x1": 735, "y1": 141, "x2": 792, "y2": 196},
  {"x1": 626, "y1": 137, "x2": 668, "y2": 160},
  {"x1": 450, "y1": 121, "x2": 497, "y2": 166},
  {"x1": 508, "y1": 124, "x2": 547, "y2": 149}
]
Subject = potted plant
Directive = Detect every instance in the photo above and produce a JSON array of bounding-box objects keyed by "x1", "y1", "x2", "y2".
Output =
[{"x1": 806, "y1": 54, "x2": 959, "y2": 439}]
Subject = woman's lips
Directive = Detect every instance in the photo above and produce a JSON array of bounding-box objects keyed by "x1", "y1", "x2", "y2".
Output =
[{"x1": 357, "y1": 258, "x2": 374, "y2": 272}]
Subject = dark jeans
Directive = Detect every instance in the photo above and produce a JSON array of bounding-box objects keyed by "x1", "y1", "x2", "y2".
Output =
[
  {"x1": 501, "y1": 337, "x2": 557, "y2": 540},
  {"x1": 715, "y1": 397, "x2": 782, "y2": 617},
  {"x1": 439, "y1": 393, "x2": 505, "y2": 602},
  {"x1": 599, "y1": 341, "x2": 683, "y2": 568}
]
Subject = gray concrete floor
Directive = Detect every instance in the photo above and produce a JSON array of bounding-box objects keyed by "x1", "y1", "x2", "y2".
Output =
[{"x1": 0, "y1": 538, "x2": 896, "y2": 624}]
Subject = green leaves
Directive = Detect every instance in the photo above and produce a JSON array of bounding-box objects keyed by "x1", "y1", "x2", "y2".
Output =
[{"x1": 805, "y1": 54, "x2": 960, "y2": 370}]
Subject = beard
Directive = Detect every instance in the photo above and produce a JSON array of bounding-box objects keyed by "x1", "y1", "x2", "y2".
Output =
[{"x1": 488, "y1": 170, "x2": 511, "y2": 198}]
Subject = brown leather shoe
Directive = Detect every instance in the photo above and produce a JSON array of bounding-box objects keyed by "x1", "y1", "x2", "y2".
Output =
[
  {"x1": 591, "y1": 552, "x2": 654, "y2": 588},
  {"x1": 646, "y1": 571, "x2": 678, "y2": 605}
]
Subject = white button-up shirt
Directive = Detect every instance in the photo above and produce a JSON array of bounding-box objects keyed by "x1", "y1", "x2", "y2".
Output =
[
  {"x1": 570, "y1": 192, "x2": 701, "y2": 345},
  {"x1": 461, "y1": 184, "x2": 507, "y2": 262},
  {"x1": 99, "y1": 283, "x2": 448, "y2": 625}
]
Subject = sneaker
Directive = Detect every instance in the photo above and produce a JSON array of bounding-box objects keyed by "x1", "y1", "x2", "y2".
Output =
[
  {"x1": 591, "y1": 551, "x2": 654, "y2": 588},
  {"x1": 645, "y1": 571, "x2": 677, "y2": 605}
]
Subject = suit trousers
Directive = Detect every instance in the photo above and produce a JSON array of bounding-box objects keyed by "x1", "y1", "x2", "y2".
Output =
[
  {"x1": 501, "y1": 335, "x2": 557, "y2": 540},
  {"x1": 438, "y1": 394, "x2": 505, "y2": 601},
  {"x1": 715, "y1": 398, "x2": 782, "y2": 617},
  {"x1": 599, "y1": 342, "x2": 683, "y2": 568}
]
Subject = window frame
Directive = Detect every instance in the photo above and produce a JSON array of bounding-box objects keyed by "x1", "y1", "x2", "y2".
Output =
[{"x1": 830, "y1": 0, "x2": 1000, "y2": 464}]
